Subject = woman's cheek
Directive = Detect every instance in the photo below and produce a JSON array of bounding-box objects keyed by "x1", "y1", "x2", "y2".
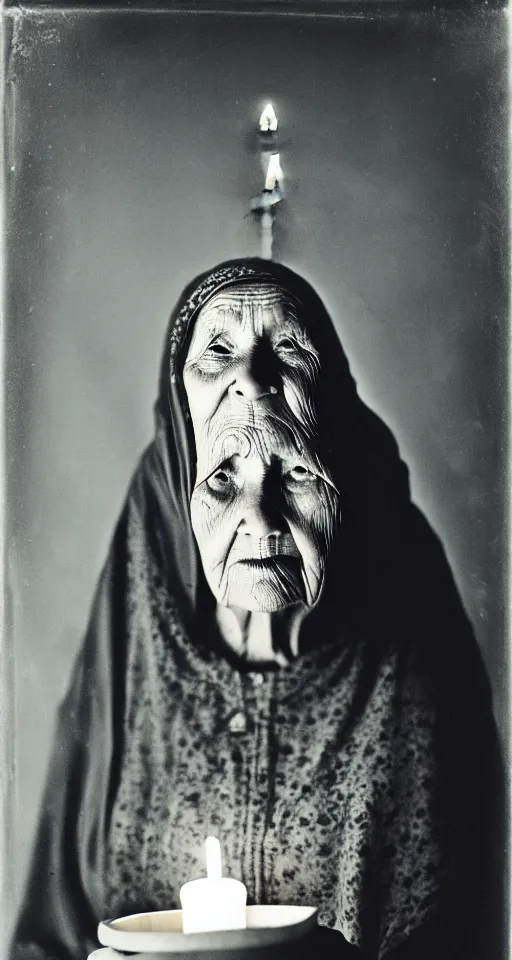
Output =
[
  {"x1": 284, "y1": 496, "x2": 324, "y2": 600},
  {"x1": 285, "y1": 486, "x2": 340, "y2": 569},
  {"x1": 282, "y1": 369, "x2": 319, "y2": 439},
  {"x1": 190, "y1": 489, "x2": 241, "y2": 579},
  {"x1": 184, "y1": 365, "x2": 230, "y2": 430},
  {"x1": 190, "y1": 490, "x2": 216, "y2": 541},
  {"x1": 312, "y1": 496, "x2": 340, "y2": 553}
]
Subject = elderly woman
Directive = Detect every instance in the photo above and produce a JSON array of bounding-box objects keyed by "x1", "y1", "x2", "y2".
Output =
[{"x1": 11, "y1": 260, "x2": 501, "y2": 960}]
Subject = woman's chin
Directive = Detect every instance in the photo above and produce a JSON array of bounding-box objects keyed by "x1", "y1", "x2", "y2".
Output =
[{"x1": 223, "y1": 559, "x2": 306, "y2": 613}]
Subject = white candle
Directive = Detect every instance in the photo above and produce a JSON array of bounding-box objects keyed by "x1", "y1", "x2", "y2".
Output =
[
  {"x1": 264, "y1": 153, "x2": 283, "y2": 191},
  {"x1": 179, "y1": 837, "x2": 247, "y2": 934}
]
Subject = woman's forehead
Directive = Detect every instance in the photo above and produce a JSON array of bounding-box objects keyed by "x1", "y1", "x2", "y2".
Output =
[{"x1": 195, "y1": 283, "x2": 304, "y2": 335}]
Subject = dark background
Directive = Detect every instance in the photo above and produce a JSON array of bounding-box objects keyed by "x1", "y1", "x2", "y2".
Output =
[{"x1": 3, "y1": 2, "x2": 508, "y2": 949}]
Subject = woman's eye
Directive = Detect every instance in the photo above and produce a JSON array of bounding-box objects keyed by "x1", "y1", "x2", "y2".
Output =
[
  {"x1": 206, "y1": 468, "x2": 235, "y2": 496},
  {"x1": 206, "y1": 340, "x2": 232, "y2": 357},
  {"x1": 285, "y1": 465, "x2": 316, "y2": 487},
  {"x1": 276, "y1": 337, "x2": 296, "y2": 353}
]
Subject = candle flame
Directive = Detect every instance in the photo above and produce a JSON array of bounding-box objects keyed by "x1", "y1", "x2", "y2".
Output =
[
  {"x1": 259, "y1": 103, "x2": 278, "y2": 133},
  {"x1": 205, "y1": 836, "x2": 222, "y2": 880},
  {"x1": 265, "y1": 153, "x2": 283, "y2": 191}
]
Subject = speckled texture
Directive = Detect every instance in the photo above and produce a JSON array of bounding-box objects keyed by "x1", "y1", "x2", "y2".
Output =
[{"x1": 104, "y1": 503, "x2": 444, "y2": 958}]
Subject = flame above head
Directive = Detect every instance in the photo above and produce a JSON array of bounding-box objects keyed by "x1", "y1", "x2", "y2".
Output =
[{"x1": 259, "y1": 103, "x2": 278, "y2": 133}]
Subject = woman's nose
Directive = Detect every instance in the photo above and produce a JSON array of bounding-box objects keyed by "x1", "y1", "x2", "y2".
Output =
[
  {"x1": 230, "y1": 375, "x2": 272, "y2": 401},
  {"x1": 229, "y1": 342, "x2": 278, "y2": 401},
  {"x1": 239, "y1": 503, "x2": 280, "y2": 538},
  {"x1": 238, "y1": 474, "x2": 286, "y2": 538}
]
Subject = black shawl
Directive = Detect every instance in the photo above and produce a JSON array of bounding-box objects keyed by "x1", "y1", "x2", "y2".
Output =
[{"x1": 10, "y1": 260, "x2": 502, "y2": 960}]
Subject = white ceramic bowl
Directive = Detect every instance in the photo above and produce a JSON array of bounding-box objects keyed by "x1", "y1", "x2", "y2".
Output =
[
  {"x1": 88, "y1": 951, "x2": 119, "y2": 960},
  {"x1": 97, "y1": 904, "x2": 318, "y2": 954}
]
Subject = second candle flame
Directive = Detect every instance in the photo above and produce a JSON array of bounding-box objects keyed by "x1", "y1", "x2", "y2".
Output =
[
  {"x1": 259, "y1": 103, "x2": 278, "y2": 133},
  {"x1": 265, "y1": 153, "x2": 283, "y2": 191}
]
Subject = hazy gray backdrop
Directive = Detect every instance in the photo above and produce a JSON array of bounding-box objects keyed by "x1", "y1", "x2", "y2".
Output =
[{"x1": 4, "y1": 2, "x2": 507, "y2": 942}]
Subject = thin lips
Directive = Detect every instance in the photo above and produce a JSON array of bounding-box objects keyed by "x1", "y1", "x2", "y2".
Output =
[
  {"x1": 228, "y1": 532, "x2": 300, "y2": 562},
  {"x1": 235, "y1": 557, "x2": 299, "y2": 571}
]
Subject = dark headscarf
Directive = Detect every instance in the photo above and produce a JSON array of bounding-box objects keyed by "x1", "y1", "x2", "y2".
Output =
[
  {"x1": 10, "y1": 260, "x2": 502, "y2": 960},
  {"x1": 148, "y1": 258, "x2": 411, "y2": 640}
]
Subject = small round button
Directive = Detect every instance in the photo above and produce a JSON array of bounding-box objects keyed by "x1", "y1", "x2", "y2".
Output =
[
  {"x1": 228, "y1": 711, "x2": 247, "y2": 734},
  {"x1": 252, "y1": 673, "x2": 264, "y2": 687}
]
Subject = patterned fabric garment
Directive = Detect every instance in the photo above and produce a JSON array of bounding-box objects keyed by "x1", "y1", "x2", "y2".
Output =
[
  {"x1": 106, "y1": 503, "x2": 443, "y2": 955},
  {"x1": 10, "y1": 260, "x2": 501, "y2": 960}
]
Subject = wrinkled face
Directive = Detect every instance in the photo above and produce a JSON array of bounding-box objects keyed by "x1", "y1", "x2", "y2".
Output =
[{"x1": 183, "y1": 283, "x2": 340, "y2": 612}]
